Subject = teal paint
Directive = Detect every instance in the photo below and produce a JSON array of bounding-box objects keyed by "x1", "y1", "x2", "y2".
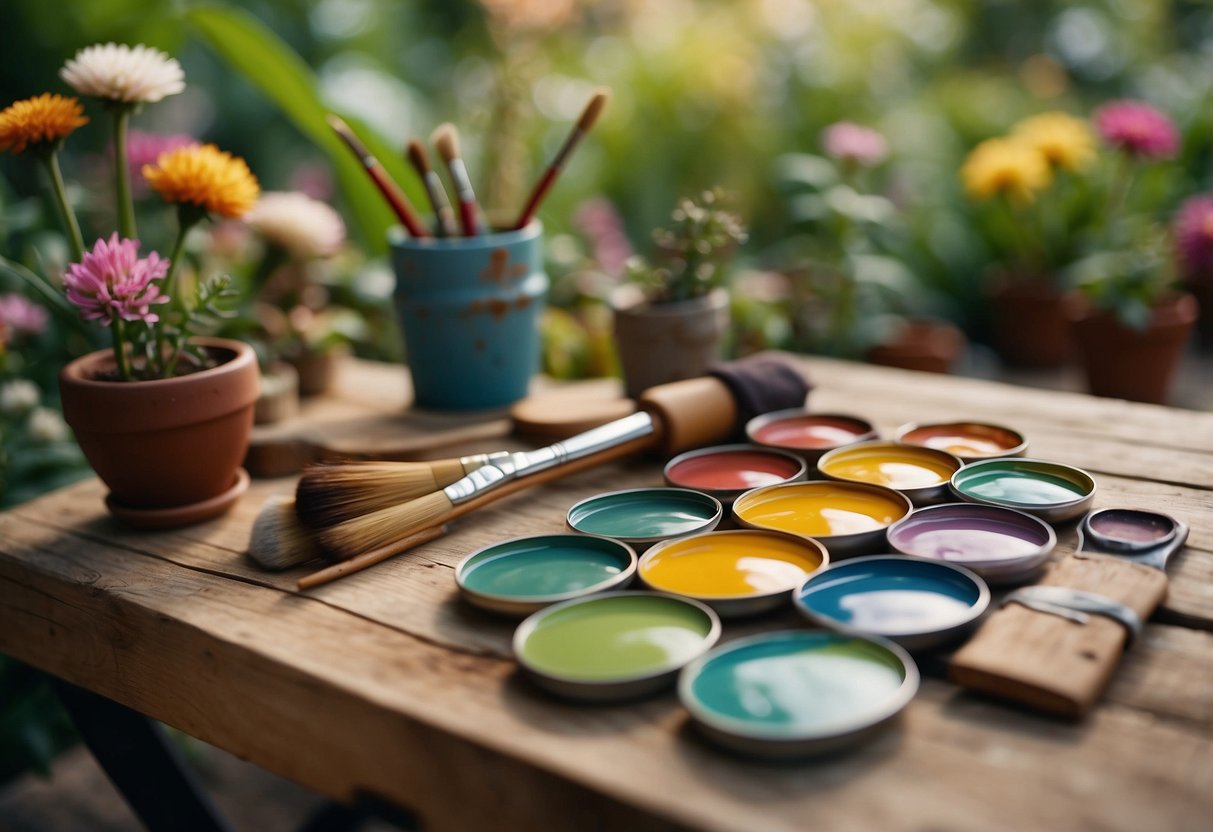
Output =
[
  {"x1": 460, "y1": 535, "x2": 631, "y2": 600},
  {"x1": 568, "y1": 489, "x2": 719, "y2": 539},
  {"x1": 953, "y1": 460, "x2": 1089, "y2": 506}
]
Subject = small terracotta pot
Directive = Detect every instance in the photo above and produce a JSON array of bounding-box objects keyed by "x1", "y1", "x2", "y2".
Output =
[
  {"x1": 612, "y1": 287, "x2": 730, "y2": 399},
  {"x1": 1068, "y1": 293, "x2": 1199, "y2": 404},
  {"x1": 988, "y1": 277, "x2": 1079, "y2": 368},
  {"x1": 865, "y1": 320, "x2": 966, "y2": 374},
  {"x1": 287, "y1": 344, "x2": 349, "y2": 397},
  {"x1": 59, "y1": 337, "x2": 260, "y2": 526}
]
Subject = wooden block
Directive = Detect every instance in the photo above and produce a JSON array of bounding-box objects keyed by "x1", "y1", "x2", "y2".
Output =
[{"x1": 949, "y1": 553, "x2": 1169, "y2": 719}]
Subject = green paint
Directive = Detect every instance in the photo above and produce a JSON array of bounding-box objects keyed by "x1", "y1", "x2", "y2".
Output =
[
  {"x1": 688, "y1": 632, "x2": 907, "y2": 732},
  {"x1": 954, "y1": 461, "x2": 1089, "y2": 506},
  {"x1": 461, "y1": 536, "x2": 629, "y2": 599},
  {"x1": 568, "y1": 489, "x2": 717, "y2": 539},
  {"x1": 519, "y1": 595, "x2": 714, "y2": 681}
]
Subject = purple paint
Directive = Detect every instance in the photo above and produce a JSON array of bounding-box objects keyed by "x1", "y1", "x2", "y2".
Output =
[
  {"x1": 888, "y1": 504, "x2": 1053, "y2": 564},
  {"x1": 1088, "y1": 510, "x2": 1174, "y2": 544}
]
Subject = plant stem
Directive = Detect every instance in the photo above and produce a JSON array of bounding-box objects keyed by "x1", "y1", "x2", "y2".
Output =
[
  {"x1": 155, "y1": 206, "x2": 201, "y2": 377},
  {"x1": 41, "y1": 151, "x2": 85, "y2": 262},
  {"x1": 111, "y1": 317, "x2": 132, "y2": 381},
  {"x1": 112, "y1": 106, "x2": 137, "y2": 240}
]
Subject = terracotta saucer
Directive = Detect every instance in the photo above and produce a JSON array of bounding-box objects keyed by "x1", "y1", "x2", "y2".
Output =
[{"x1": 105, "y1": 468, "x2": 251, "y2": 530}]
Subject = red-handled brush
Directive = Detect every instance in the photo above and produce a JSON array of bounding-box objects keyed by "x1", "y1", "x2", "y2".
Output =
[
  {"x1": 327, "y1": 114, "x2": 429, "y2": 238},
  {"x1": 431, "y1": 123, "x2": 481, "y2": 236},
  {"x1": 406, "y1": 139, "x2": 457, "y2": 237}
]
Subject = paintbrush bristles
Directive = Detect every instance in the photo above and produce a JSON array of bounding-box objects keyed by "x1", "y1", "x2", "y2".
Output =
[
  {"x1": 248, "y1": 495, "x2": 322, "y2": 571},
  {"x1": 578, "y1": 88, "x2": 610, "y2": 131},
  {"x1": 317, "y1": 491, "x2": 453, "y2": 562},
  {"x1": 431, "y1": 123, "x2": 459, "y2": 163},
  {"x1": 294, "y1": 461, "x2": 453, "y2": 529}
]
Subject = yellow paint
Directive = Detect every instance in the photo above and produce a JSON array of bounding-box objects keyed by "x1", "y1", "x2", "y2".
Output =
[
  {"x1": 641, "y1": 531, "x2": 825, "y2": 598},
  {"x1": 820, "y1": 445, "x2": 957, "y2": 489},
  {"x1": 734, "y1": 483, "x2": 908, "y2": 537}
]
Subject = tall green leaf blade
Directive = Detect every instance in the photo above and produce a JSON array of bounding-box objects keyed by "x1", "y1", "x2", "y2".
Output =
[{"x1": 186, "y1": 5, "x2": 427, "y2": 252}]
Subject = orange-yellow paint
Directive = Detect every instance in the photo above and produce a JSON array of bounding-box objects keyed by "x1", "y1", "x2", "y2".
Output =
[
  {"x1": 821, "y1": 445, "x2": 957, "y2": 489},
  {"x1": 640, "y1": 531, "x2": 826, "y2": 598},
  {"x1": 734, "y1": 483, "x2": 909, "y2": 537}
]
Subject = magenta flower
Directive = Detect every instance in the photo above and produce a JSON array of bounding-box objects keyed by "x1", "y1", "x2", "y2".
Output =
[
  {"x1": 823, "y1": 122, "x2": 889, "y2": 167},
  {"x1": 0, "y1": 293, "x2": 49, "y2": 335},
  {"x1": 64, "y1": 234, "x2": 170, "y2": 326},
  {"x1": 1174, "y1": 195, "x2": 1213, "y2": 278},
  {"x1": 574, "y1": 197, "x2": 634, "y2": 277},
  {"x1": 1093, "y1": 100, "x2": 1179, "y2": 159},
  {"x1": 123, "y1": 130, "x2": 196, "y2": 194}
]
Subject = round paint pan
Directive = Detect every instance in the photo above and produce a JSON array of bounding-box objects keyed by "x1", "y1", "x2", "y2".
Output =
[
  {"x1": 745, "y1": 409, "x2": 878, "y2": 464},
  {"x1": 637, "y1": 529, "x2": 829, "y2": 617},
  {"x1": 887, "y1": 503, "x2": 1056, "y2": 586},
  {"x1": 732, "y1": 481, "x2": 912, "y2": 560},
  {"x1": 794, "y1": 555, "x2": 990, "y2": 652},
  {"x1": 678, "y1": 630, "x2": 918, "y2": 759},
  {"x1": 818, "y1": 441, "x2": 963, "y2": 506},
  {"x1": 894, "y1": 421, "x2": 1027, "y2": 462},
  {"x1": 663, "y1": 444, "x2": 807, "y2": 505},
  {"x1": 514, "y1": 592, "x2": 721, "y2": 702},
  {"x1": 455, "y1": 533, "x2": 637, "y2": 617},
  {"x1": 1082, "y1": 508, "x2": 1179, "y2": 552},
  {"x1": 566, "y1": 487, "x2": 722, "y2": 551},
  {"x1": 950, "y1": 458, "x2": 1096, "y2": 524}
]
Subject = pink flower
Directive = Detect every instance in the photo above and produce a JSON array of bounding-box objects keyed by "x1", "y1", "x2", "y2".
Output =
[
  {"x1": 574, "y1": 197, "x2": 634, "y2": 277},
  {"x1": 1174, "y1": 195, "x2": 1213, "y2": 278},
  {"x1": 123, "y1": 130, "x2": 196, "y2": 195},
  {"x1": 1093, "y1": 100, "x2": 1179, "y2": 159},
  {"x1": 0, "y1": 293, "x2": 49, "y2": 335},
  {"x1": 823, "y1": 122, "x2": 889, "y2": 167},
  {"x1": 64, "y1": 234, "x2": 170, "y2": 326}
]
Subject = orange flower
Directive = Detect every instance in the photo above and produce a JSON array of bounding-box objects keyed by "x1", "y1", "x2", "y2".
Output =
[
  {"x1": 143, "y1": 143, "x2": 259, "y2": 218},
  {"x1": 0, "y1": 94, "x2": 88, "y2": 154}
]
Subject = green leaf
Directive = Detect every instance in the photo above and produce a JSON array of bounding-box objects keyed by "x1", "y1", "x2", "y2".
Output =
[
  {"x1": 185, "y1": 5, "x2": 427, "y2": 254},
  {"x1": 0, "y1": 254, "x2": 89, "y2": 335}
]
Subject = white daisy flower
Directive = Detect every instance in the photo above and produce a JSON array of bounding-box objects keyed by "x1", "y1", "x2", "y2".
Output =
[
  {"x1": 27, "y1": 406, "x2": 70, "y2": 444},
  {"x1": 246, "y1": 192, "x2": 346, "y2": 259},
  {"x1": 60, "y1": 43, "x2": 185, "y2": 105},
  {"x1": 0, "y1": 380, "x2": 39, "y2": 415}
]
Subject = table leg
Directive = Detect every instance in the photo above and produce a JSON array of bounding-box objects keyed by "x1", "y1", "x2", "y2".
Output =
[{"x1": 51, "y1": 679, "x2": 235, "y2": 832}]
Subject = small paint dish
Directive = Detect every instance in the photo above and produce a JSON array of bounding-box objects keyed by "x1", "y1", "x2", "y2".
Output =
[
  {"x1": 637, "y1": 529, "x2": 829, "y2": 617},
  {"x1": 732, "y1": 481, "x2": 912, "y2": 559},
  {"x1": 794, "y1": 555, "x2": 990, "y2": 652},
  {"x1": 455, "y1": 533, "x2": 637, "y2": 617},
  {"x1": 818, "y1": 441, "x2": 963, "y2": 506},
  {"x1": 514, "y1": 592, "x2": 721, "y2": 702},
  {"x1": 895, "y1": 421, "x2": 1027, "y2": 462},
  {"x1": 566, "y1": 487, "x2": 722, "y2": 551},
  {"x1": 886, "y1": 503, "x2": 1056, "y2": 586},
  {"x1": 663, "y1": 444, "x2": 807, "y2": 505},
  {"x1": 745, "y1": 409, "x2": 878, "y2": 463},
  {"x1": 950, "y1": 458, "x2": 1096, "y2": 524},
  {"x1": 678, "y1": 630, "x2": 918, "y2": 759}
]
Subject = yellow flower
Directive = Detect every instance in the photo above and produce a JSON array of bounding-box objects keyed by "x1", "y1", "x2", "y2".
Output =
[
  {"x1": 1012, "y1": 112, "x2": 1096, "y2": 172},
  {"x1": 0, "y1": 94, "x2": 88, "y2": 155},
  {"x1": 961, "y1": 138, "x2": 1052, "y2": 203},
  {"x1": 143, "y1": 143, "x2": 259, "y2": 218}
]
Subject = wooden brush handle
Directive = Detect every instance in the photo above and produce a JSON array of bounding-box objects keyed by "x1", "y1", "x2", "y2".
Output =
[{"x1": 297, "y1": 525, "x2": 447, "y2": 590}]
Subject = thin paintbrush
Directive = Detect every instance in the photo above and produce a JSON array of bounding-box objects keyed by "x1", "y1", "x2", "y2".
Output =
[
  {"x1": 327, "y1": 114, "x2": 429, "y2": 238},
  {"x1": 431, "y1": 123, "x2": 481, "y2": 236},
  {"x1": 406, "y1": 139, "x2": 457, "y2": 237},
  {"x1": 513, "y1": 88, "x2": 610, "y2": 230}
]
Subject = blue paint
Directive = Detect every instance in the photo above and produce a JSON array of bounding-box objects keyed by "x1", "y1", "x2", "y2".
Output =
[
  {"x1": 390, "y1": 222, "x2": 547, "y2": 409},
  {"x1": 460, "y1": 534, "x2": 632, "y2": 600},
  {"x1": 685, "y1": 631, "x2": 909, "y2": 733},
  {"x1": 796, "y1": 558, "x2": 981, "y2": 635}
]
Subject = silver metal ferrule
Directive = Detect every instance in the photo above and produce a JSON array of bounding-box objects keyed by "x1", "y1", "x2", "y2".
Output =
[{"x1": 458, "y1": 451, "x2": 512, "y2": 470}]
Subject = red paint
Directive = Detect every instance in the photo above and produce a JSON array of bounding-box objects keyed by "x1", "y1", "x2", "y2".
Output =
[
  {"x1": 755, "y1": 416, "x2": 872, "y2": 449},
  {"x1": 667, "y1": 450, "x2": 801, "y2": 490}
]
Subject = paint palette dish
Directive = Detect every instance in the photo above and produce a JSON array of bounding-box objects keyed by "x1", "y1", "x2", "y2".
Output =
[
  {"x1": 514, "y1": 592, "x2": 721, "y2": 702},
  {"x1": 637, "y1": 529, "x2": 829, "y2": 617},
  {"x1": 566, "y1": 487, "x2": 723, "y2": 551},
  {"x1": 895, "y1": 421, "x2": 1027, "y2": 462},
  {"x1": 817, "y1": 441, "x2": 963, "y2": 506},
  {"x1": 794, "y1": 555, "x2": 990, "y2": 652},
  {"x1": 732, "y1": 481, "x2": 912, "y2": 559},
  {"x1": 678, "y1": 630, "x2": 919, "y2": 759},
  {"x1": 886, "y1": 503, "x2": 1056, "y2": 586},
  {"x1": 745, "y1": 409, "x2": 878, "y2": 463},
  {"x1": 950, "y1": 458, "x2": 1096, "y2": 524},
  {"x1": 663, "y1": 444, "x2": 807, "y2": 505},
  {"x1": 455, "y1": 533, "x2": 637, "y2": 617}
]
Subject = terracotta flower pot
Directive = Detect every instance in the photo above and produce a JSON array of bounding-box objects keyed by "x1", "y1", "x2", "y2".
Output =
[
  {"x1": 612, "y1": 287, "x2": 731, "y2": 398},
  {"x1": 59, "y1": 337, "x2": 260, "y2": 528},
  {"x1": 865, "y1": 320, "x2": 966, "y2": 374},
  {"x1": 287, "y1": 344, "x2": 350, "y2": 397},
  {"x1": 988, "y1": 277, "x2": 1079, "y2": 368},
  {"x1": 1068, "y1": 293, "x2": 1199, "y2": 404}
]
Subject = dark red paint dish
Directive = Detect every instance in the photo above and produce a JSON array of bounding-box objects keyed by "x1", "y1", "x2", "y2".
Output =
[
  {"x1": 664, "y1": 445, "x2": 807, "y2": 503},
  {"x1": 745, "y1": 410, "x2": 877, "y2": 462}
]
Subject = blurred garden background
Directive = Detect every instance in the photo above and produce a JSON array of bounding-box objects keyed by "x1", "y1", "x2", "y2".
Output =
[{"x1": 2, "y1": 0, "x2": 1213, "y2": 797}]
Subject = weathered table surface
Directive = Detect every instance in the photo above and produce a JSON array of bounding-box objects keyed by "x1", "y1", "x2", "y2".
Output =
[{"x1": 2, "y1": 357, "x2": 1211, "y2": 832}]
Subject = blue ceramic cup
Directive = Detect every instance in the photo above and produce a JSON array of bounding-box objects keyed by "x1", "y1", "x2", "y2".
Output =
[{"x1": 390, "y1": 222, "x2": 548, "y2": 409}]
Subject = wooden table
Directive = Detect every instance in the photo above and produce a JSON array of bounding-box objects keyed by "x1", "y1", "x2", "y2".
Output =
[{"x1": 2, "y1": 357, "x2": 1211, "y2": 832}]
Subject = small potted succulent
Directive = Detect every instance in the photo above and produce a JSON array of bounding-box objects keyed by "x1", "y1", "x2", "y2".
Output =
[
  {"x1": 612, "y1": 189, "x2": 747, "y2": 397},
  {"x1": 0, "y1": 43, "x2": 261, "y2": 527}
]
